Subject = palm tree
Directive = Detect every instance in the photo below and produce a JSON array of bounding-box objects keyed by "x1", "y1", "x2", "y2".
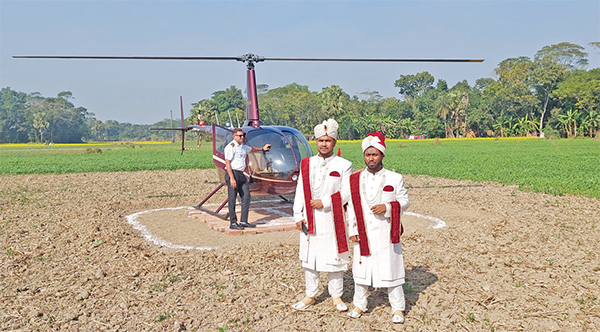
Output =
[
  {"x1": 436, "y1": 91, "x2": 468, "y2": 138},
  {"x1": 319, "y1": 85, "x2": 349, "y2": 119},
  {"x1": 437, "y1": 104, "x2": 454, "y2": 138}
]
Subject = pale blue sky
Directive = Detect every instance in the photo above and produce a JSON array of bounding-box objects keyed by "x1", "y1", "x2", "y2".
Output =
[{"x1": 1, "y1": 0, "x2": 599, "y2": 124}]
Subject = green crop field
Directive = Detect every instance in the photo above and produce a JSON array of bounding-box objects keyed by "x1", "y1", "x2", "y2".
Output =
[
  {"x1": 336, "y1": 138, "x2": 600, "y2": 198},
  {"x1": 0, "y1": 142, "x2": 215, "y2": 174},
  {"x1": 1, "y1": 138, "x2": 599, "y2": 198}
]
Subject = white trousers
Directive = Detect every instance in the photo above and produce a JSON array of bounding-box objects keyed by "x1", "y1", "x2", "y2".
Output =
[
  {"x1": 353, "y1": 283, "x2": 405, "y2": 314},
  {"x1": 304, "y1": 268, "x2": 344, "y2": 298}
]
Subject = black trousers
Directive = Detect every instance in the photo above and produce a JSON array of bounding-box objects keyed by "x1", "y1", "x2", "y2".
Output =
[{"x1": 225, "y1": 170, "x2": 251, "y2": 224}]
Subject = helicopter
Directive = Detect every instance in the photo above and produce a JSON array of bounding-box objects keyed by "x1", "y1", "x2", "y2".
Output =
[{"x1": 13, "y1": 53, "x2": 484, "y2": 219}]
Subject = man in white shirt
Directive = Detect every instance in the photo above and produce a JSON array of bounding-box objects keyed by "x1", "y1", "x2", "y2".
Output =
[
  {"x1": 223, "y1": 128, "x2": 271, "y2": 230},
  {"x1": 291, "y1": 119, "x2": 353, "y2": 312},
  {"x1": 346, "y1": 132, "x2": 410, "y2": 324}
]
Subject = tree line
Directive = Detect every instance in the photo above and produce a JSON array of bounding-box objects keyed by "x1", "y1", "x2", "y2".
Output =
[
  {"x1": 1, "y1": 42, "x2": 598, "y2": 144},
  {"x1": 193, "y1": 42, "x2": 599, "y2": 140},
  {"x1": 0, "y1": 89, "x2": 174, "y2": 143}
]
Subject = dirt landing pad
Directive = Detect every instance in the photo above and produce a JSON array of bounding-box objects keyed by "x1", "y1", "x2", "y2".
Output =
[{"x1": 130, "y1": 199, "x2": 446, "y2": 250}]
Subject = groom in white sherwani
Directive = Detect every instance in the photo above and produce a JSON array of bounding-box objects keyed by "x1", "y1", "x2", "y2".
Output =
[
  {"x1": 291, "y1": 118, "x2": 353, "y2": 312},
  {"x1": 346, "y1": 132, "x2": 410, "y2": 324}
]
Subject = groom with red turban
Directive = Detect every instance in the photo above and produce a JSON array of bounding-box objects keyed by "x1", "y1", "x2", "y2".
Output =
[{"x1": 346, "y1": 132, "x2": 410, "y2": 324}]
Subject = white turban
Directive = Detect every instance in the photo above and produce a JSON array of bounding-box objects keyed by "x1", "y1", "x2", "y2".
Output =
[
  {"x1": 362, "y1": 132, "x2": 386, "y2": 154},
  {"x1": 314, "y1": 118, "x2": 339, "y2": 140}
]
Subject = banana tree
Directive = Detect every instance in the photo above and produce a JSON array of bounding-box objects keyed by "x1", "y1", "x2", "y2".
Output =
[
  {"x1": 492, "y1": 118, "x2": 506, "y2": 137},
  {"x1": 512, "y1": 114, "x2": 539, "y2": 136},
  {"x1": 582, "y1": 109, "x2": 600, "y2": 137},
  {"x1": 557, "y1": 109, "x2": 580, "y2": 138},
  {"x1": 400, "y1": 118, "x2": 416, "y2": 137}
]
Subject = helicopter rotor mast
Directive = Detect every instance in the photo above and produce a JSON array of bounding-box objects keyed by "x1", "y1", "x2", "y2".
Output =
[{"x1": 236, "y1": 54, "x2": 265, "y2": 128}]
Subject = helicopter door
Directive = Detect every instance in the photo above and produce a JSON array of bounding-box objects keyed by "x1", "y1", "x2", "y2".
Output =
[
  {"x1": 246, "y1": 129, "x2": 296, "y2": 179},
  {"x1": 281, "y1": 129, "x2": 313, "y2": 168},
  {"x1": 212, "y1": 124, "x2": 233, "y2": 171}
]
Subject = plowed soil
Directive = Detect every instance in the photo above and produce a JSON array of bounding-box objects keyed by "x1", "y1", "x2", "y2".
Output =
[{"x1": 1, "y1": 169, "x2": 599, "y2": 331}]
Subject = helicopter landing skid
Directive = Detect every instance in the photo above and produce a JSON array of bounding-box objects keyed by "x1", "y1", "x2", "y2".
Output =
[{"x1": 193, "y1": 182, "x2": 230, "y2": 220}]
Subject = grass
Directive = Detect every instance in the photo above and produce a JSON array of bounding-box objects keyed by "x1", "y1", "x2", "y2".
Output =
[
  {"x1": 0, "y1": 142, "x2": 213, "y2": 174},
  {"x1": 1, "y1": 138, "x2": 599, "y2": 198},
  {"x1": 335, "y1": 138, "x2": 600, "y2": 199}
]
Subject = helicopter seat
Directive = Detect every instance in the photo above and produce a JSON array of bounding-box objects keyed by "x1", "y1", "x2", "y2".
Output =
[{"x1": 247, "y1": 151, "x2": 269, "y2": 174}]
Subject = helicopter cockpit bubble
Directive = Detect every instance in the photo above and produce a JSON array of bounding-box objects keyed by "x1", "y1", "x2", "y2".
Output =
[{"x1": 246, "y1": 127, "x2": 308, "y2": 179}]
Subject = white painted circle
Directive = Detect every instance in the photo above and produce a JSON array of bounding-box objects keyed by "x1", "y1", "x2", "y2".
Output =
[{"x1": 127, "y1": 203, "x2": 447, "y2": 250}]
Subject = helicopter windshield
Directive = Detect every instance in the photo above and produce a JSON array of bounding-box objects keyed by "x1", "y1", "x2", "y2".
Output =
[
  {"x1": 280, "y1": 129, "x2": 312, "y2": 161},
  {"x1": 246, "y1": 128, "x2": 300, "y2": 179}
]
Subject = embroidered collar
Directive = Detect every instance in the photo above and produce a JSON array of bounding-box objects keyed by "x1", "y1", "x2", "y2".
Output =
[
  {"x1": 361, "y1": 167, "x2": 387, "y2": 206},
  {"x1": 310, "y1": 154, "x2": 335, "y2": 197},
  {"x1": 317, "y1": 153, "x2": 336, "y2": 164}
]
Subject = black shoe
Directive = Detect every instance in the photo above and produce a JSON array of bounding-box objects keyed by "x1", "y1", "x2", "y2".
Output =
[
  {"x1": 239, "y1": 222, "x2": 256, "y2": 228},
  {"x1": 230, "y1": 223, "x2": 244, "y2": 230}
]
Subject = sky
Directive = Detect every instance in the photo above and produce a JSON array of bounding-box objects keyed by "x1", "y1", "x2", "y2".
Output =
[{"x1": 1, "y1": 0, "x2": 599, "y2": 125}]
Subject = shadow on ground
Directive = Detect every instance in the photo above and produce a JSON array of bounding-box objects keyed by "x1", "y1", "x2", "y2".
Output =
[{"x1": 310, "y1": 265, "x2": 437, "y2": 314}]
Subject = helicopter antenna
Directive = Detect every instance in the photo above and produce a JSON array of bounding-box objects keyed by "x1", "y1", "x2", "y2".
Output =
[
  {"x1": 179, "y1": 96, "x2": 186, "y2": 155},
  {"x1": 180, "y1": 96, "x2": 185, "y2": 129},
  {"x1": 170, "y1": 110, "x2": 174, "y2": 143},
  {"x1": 227, "y1": 110, "x2": 234, "y2": 129}
]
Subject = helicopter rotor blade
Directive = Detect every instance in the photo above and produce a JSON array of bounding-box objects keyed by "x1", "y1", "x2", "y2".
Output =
[
  {"x1": 12, "y1": 55, "x2": 239, "y2": 60},
  {"x1": 13, "y1": 54, "x2": 484, "y2": 63},
  {"x1": 265, "y1": 57, "x2": 484, "y2": 63}
]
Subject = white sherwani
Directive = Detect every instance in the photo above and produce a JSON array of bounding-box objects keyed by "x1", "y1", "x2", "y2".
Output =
[
  {"x1": 348, "y1": 167, "x2": 410, "y2": 287},
  {"x1": 293, "y1": 154, "x2": 353, "y2": 272}
]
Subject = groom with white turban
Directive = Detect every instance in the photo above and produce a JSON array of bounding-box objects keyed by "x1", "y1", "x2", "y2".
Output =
[
  {"x1": 346, "y1": 132, "x2": 410, "y2": 324},
  {"x1": 292, "y1": 119, "x2": 353, "y2": 312}
]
